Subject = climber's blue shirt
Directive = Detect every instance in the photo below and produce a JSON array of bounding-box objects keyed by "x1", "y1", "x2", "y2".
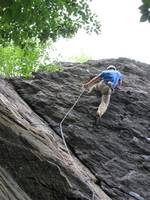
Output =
[{"x1": 98, "y1": 70, "x2": 122, "y2": 89}]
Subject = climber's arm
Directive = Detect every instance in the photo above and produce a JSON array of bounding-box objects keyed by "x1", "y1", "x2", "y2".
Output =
[
  {"x1": 115, "y1": 78, "x2": 122, "y2": 90},
  {"x1": 118, "y1": 79, "x2": 122, "y2": 86},
  {"x1": 83, "y1": 75, "x2": 101, "y2": 89}
]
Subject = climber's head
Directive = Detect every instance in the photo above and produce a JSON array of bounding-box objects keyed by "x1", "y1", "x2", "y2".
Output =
[{"x1": 107, "y1": 65, "x2": 116, "y2": 70}]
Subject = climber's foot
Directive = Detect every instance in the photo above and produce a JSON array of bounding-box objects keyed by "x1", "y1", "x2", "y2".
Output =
[{"x1": 95, "y1": 113, "x2": 101, "y2": 125}]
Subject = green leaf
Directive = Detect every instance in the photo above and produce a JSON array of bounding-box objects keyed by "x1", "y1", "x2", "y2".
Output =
[
  {"x1": 140, "y1": 14, "x2": 148, "y2": 22},
  {"x1": 0, "y1": 0, "x2": 101, "y2": 45}
]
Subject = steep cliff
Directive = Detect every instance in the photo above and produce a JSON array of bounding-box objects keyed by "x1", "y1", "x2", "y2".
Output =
[{"x1": 0, "y1": 58, "x2": 150, "y2": 200}]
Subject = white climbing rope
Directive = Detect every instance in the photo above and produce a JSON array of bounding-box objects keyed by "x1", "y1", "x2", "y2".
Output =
[
  {"x1": 59, "y1": 87, "x2": 96, "y2": 200},
  {"x1": 92, "y1": 191, "x2": 95, "y2": 200},
  {"x1": 60, "y1": 88, "x2": 85, "y2": 162}
]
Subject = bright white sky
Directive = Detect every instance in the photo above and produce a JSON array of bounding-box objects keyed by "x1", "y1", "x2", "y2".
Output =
[{"x1": 52, "y1": 0, "x2": 150, "y2": 64}]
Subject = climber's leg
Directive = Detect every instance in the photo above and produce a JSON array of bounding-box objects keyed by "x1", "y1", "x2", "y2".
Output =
[
  {"x1": 87, "y1": 83, "x2": 98, "y2": 93},
  {"x1": 88, "y1": 80, "x2": 104, "y2": 94},
  {"x1": 96, "y1": 86, "x2": 111, "y2": 118}
]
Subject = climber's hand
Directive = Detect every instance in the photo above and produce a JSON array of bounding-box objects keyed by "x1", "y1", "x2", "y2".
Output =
[
  {"x1": 83, "y1": 83, "x2": 88, "y2": 88},
  {"x1": 82, "y1": 84, "x2": 90, "y2": 92}
]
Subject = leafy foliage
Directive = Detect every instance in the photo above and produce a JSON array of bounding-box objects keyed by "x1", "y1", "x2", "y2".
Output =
[
  {"x1": 0, "y1": 44, "x2": 41, "y2": 77},
  {"x1": 0, "y1": 0, "x2": 101, "y2": 46},
  {"x1": 0, "y1": 43, "x2": 64, "y2": 78},
  {"x1": 70, "y1": 53, "x2": 91, "y2": 63},
  {"x1": 37, "y1": 64, "x2": 63, "y2": 73},
  {"x1": 139, "y1": 0, "x2": 150, "y2": 22}
]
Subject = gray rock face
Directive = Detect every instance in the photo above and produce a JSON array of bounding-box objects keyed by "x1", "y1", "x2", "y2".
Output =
[{"x1": 0, "y1": 58, "x2": 150, "y2": 200}]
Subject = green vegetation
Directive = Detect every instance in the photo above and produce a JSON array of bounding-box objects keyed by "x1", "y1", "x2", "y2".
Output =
[
  {"x1": 0, "y1": 44, "x2": 41, "y2": 78},
  {"x1": 70, "y1": 53, "x2": 91, "y2": 63},
  {"x1": 0, "y1": 0, "x2": 148, "y2": 78},
  {"x1": 139, "y1": 0, "x2": 150, "y2": 22},
  {"x1": 0, "y1": 0, "x2": 100, "y2": 78},
  {"x1": 0, "y1": 0, "x2": 100, "y2": 46},
  {"x1": 0, "y1": 43, "x2": 63, "y2": 78},
  {"x1": 37, "y1": 64, "x2": 63, "y2": 73}
]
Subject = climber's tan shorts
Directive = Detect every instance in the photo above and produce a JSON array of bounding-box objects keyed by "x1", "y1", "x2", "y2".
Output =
[{"x1": 88, "y1": 80, "x2": 112, "y2": 118}]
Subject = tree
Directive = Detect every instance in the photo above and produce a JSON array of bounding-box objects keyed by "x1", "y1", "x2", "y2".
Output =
[
  {"x1": 0, "y1": 44, "x2": 41, "y2": 77},
  {"x1": 139, "y1": 0, "x2": 150, "y2": 22},
  {"x1": 0, "y1": 0, "x2": 101, "y2": 46}
]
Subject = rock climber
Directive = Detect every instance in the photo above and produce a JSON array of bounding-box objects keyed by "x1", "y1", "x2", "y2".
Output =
[{"x1": 83, "y1": 65, "x2": 122, "y2": 119}]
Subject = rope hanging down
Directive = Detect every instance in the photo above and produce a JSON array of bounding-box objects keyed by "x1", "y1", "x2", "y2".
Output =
[
  {"x1": 59, "y1": 88, "x2": 96, "y2": 200},
  {"x1": 59, "y1": 88, "x2": 85, "y2": 162}
]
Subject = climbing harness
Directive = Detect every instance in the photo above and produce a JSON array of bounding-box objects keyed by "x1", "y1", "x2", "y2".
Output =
[{"x1": 59, "y1": 87, "x2": 96, "y2": 200}]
